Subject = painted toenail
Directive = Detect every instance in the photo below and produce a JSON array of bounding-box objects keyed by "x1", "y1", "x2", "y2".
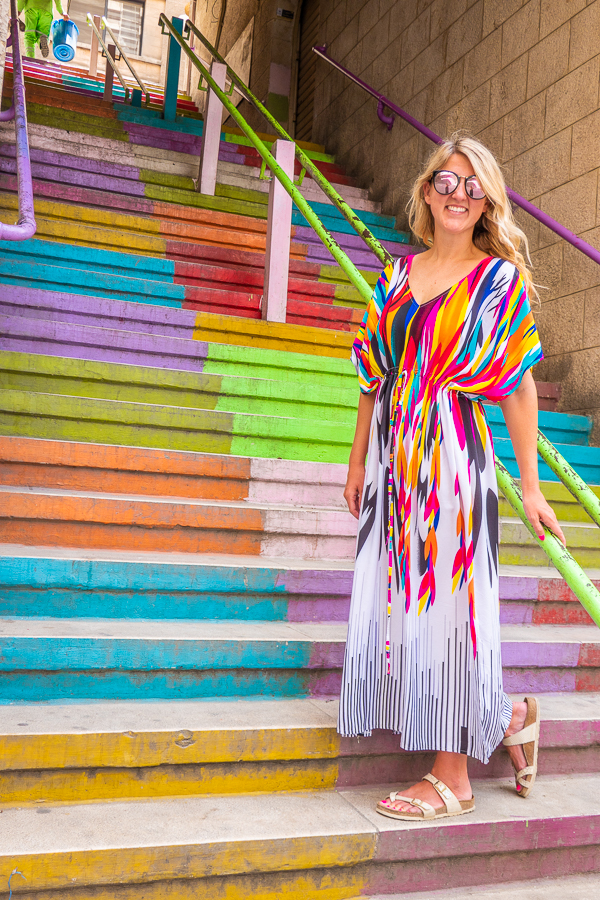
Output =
[{"x1": 516, "y1": 784, "x2": 522, "y2": 792}]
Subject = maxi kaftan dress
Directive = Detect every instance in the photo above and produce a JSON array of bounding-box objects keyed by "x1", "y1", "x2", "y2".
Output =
[{"x1": 338, "y1": 255, "x2": 543, "y2": 764}]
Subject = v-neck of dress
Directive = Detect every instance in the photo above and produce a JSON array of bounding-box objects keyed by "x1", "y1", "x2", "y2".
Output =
[{"x1": 405, "y1": 254, "x2": 493, "y2": 308}]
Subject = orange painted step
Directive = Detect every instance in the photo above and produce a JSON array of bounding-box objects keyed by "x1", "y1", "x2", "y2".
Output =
[
  {"x1": 0, "y1": 437, "x2": 251, "y2": 501},
  {"x1": 1, "y1": 491, "x2": 264, "y2": 555}
]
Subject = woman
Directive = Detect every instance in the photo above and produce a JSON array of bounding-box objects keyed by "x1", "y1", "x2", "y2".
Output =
[{"x1": 340, "y1": 134, "x2": 566, "y2": 822}]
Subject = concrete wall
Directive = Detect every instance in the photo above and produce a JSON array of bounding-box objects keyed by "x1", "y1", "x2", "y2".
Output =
[
  {"x1": 314, "y1": 0, "x2": 600, "y2": 434},
  {"x1": 193, "y1": 0, "x2": 299, "y2": 130}
]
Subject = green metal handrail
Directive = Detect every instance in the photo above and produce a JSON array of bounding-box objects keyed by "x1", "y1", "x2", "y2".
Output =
[
  {"x1": 181, "y1": 18, "x2": 393, "y2": 268},
  {"x1": 496, "y1": 461, "x2": 600, "y2": 626},
  {"x1": 86, "y1": 14, "x2": 130, "y2": 102},
  {"x1": 159, "y1": 14, "x2": 373, "y2": 303},
  {"x1": 159, "y1": 15, "x2": 600, "y2": 627},
  {"x1": 101, "y1": 15, "x2": 150, "y2": 105},
  {"x1": 537, "y1": 429, "x2": 600, "y2": 528}
]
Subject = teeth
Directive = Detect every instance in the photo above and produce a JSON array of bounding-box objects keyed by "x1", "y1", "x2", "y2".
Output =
[{"x1": 447, "y1": 206, "x2": 466, "y2": 212}]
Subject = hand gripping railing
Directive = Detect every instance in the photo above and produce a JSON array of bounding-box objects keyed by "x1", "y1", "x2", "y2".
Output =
[
  {"x1": 0, "y1": 0, "x2": 36, "y2": 240},
  {"x1": 160, "y1": 17, "x2": 600, "y2": 625},
  {"x1": 100, "y1": 15, "x2": 149, "y2": 104},
  {"x1": 86, "y1": 14, "x2": 131, "y2": 103},
  {"x1": 178, "y1": 17, "x2": 394, "y2": 268},
  {"x1": 159, "y1": 13, "x2": 374, "y2": 301}
]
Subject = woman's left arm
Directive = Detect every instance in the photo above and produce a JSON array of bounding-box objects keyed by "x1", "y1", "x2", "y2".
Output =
[{"x1": 499, "y1": 369, "x2": 566, "y2": 545}]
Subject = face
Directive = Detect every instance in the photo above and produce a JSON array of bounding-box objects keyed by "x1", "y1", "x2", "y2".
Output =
[{"x1": 422, "y1": 152, "x2": 489, "y2": 238}]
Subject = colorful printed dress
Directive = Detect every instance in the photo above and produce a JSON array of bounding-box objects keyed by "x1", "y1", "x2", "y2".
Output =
[{"x1": 338, "y1": 255, "x2": 543, "y2": 763}]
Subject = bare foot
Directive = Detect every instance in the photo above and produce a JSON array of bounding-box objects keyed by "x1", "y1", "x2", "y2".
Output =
[
  {"x1": 380, "y1": 770, "x2": 472, "y2": 815},
  {"x1": 504, "y1": 701, "x2": 528, "y2": 790}
]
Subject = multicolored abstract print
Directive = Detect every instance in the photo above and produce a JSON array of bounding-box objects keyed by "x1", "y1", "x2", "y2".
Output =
[{"x1": 338, "y1": 255, "x2": 542, "y2": 763}]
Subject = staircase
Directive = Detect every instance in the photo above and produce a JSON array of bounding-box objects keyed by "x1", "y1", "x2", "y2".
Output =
[{"x1": 1, "y1": 52, "x2": 600, "y2": 900}]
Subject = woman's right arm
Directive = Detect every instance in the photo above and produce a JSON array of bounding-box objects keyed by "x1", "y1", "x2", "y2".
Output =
[{"x1": 344, "y1": 391, "x2": 377, "y2": 519}]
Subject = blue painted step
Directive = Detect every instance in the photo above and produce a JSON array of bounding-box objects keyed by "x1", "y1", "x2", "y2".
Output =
[{"x1": 0, "y1": 557, "x2": 351, "y2": 621}]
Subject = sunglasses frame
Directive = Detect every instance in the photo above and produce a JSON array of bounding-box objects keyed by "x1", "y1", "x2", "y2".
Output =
[{"x1": 430, "y1": 170, "x2": 486, "y2": 201}]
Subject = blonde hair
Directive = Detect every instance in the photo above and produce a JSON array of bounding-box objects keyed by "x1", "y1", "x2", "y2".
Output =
[{"x1": 407, "y1": 133, "x2": 537, "y2": 299}]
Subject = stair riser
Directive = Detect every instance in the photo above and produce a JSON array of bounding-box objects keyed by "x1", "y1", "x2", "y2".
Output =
[
  {"x1": 2, "y1": 590, "x2": 595, "y2": 626},
  {"x1": 3, "y1": 741, "x2": 600, "y2": 805},
  {"x1": 1, "y1": 500, "x2": 597, "y2": 565}
]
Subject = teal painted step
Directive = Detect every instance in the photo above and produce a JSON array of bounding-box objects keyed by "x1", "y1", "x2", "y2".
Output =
[
  {"x1": 0, "y1": 259, "x2": 185, "y2": 307},
  {"x1": 0, "y1": 669, "x2": 312, "y2": 702},
  {"x1": 0, "y1": 557, "x2": 350, "y2": 621},
  {"x1": 0, "y1": 239, "x2": 176, "y2": 283}
]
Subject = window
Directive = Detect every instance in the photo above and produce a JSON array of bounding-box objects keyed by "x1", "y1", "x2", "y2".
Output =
[
  {"x1": 104, "y1": 0, "x2": 144, "y2": 57},
  {"x1": 67, "y1": 0, "x2": 145, "y2": 57}
]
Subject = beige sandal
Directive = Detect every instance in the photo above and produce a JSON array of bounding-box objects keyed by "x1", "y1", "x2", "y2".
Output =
[
  {"x1": 502, "y1": 695, "x2": 540, "y2": 798},
  {"x1": 376, "y1": 773, "x2": 475, "y2": 821}
]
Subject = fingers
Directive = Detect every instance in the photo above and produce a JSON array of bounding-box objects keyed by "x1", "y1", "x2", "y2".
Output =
[
  {"x1": 344, "y1": 486, "x2": 361, "y2": 519},
  {"x1": 540, "y1": 512, "x2": 567, "y2": 547}
]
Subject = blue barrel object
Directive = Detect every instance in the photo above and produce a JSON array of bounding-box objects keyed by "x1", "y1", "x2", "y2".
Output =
[{"x1": 51, "y1": 19, "x2": 79, "y2": 62}]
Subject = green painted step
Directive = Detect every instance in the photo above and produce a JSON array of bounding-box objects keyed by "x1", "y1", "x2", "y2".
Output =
[{"x1": 0, "y1": 352, "x2": 357, "y2": 424}]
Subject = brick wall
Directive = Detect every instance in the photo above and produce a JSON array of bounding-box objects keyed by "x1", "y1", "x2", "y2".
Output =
[{"x1": 314, "y1": 0, "x2": 600, "y2": 435}]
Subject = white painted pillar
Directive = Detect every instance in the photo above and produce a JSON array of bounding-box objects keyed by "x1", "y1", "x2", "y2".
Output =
[
  {"x1": 89, "y1": 15, "x2": 101, "y2": 78},
  {"x1": 263, "y1": 140, "x2": 295, "y2": 323},
  {"x1": 197, "y1": 60, "x2": 227, "y2": 195}
]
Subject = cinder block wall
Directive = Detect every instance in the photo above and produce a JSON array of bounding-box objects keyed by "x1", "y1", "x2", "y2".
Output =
[{"x1": 314, "y1": 0, "x2": 600, "y2": 436}]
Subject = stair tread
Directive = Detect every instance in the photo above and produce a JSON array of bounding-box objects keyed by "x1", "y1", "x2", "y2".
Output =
[
  {"x1": 0, "y1": 619, "x2": 597, "y2": 643},
  {"x1": 365, "y1": 873, "x2": 600, "y2": 900},
  {"x1": 0, "y1": 545, "x2": 598, "y2": 580},
  {"x1": 1, "y1": 773, "x2": 599, "y2": 858},
  {"x1": 1, "y1": 692, "x2": 597, "y2": 735}
]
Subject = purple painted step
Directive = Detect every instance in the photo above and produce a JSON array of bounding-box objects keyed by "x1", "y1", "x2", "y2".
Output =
[
  {"x1": 0, "y1": 314, "x2": 208, "y2": 372},
  {"x1": 0, "y1": 287, "x2": 199, "y2": 338}
]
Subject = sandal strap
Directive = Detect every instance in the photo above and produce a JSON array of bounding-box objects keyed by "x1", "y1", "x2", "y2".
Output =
[
  {"x1": 502, "y1": 722, "x2": 537, "y2": 747},
  {"x1": 515, "y1": 766, "x2": 535, "y2": 784},
  {"x1": 387, "y1": 793, "x2": 435, "y2": 818},
  {"x1": 422, "y1": 773, "x2": 462, "y2": 813}
]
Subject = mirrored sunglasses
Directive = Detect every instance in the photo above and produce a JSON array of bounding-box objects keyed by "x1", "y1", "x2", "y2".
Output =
[{"x1": 431, "y1": 170, "x2": 486, "y2": 200}]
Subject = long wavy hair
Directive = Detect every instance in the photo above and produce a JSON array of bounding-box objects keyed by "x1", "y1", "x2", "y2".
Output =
[{"x1": 407, "y1": 134, "x2": 537, "y2": 299}]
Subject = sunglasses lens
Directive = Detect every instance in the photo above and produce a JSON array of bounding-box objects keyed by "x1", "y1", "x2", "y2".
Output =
[
  {"x1": 466, "y1": 177, "x2": 485, "y2": 200},
  {"x1": 433, "y1": 171, "x2": 458, "y2": 194}
]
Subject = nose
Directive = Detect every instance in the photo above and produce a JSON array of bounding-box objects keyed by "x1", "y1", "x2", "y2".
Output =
[{"x1": 452, "y1": 178, "x2": 469, "y2": 201}]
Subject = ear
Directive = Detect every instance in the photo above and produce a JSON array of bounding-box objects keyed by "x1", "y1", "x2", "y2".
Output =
[{"x1": 423, "y1": 180, "x2": 432, "y2": 206}]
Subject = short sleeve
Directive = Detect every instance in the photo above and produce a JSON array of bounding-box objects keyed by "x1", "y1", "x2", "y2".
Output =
[
  {"x1": 475, "y1": 264, "x2": 543, "y2": 403},
  {"x1": 351, "y1": 261, "x2": 395, "y2": 394}
]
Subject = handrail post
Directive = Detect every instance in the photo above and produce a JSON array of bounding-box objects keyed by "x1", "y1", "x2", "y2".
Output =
[
  {"x1": 197, "y1": 60, "x2": 226, "y2": 195},
  {"x1": 103, "y1": 44, "x2": 116, "y2": 100},
  {"x1": 163, "y1": 16, "x2": 183, "y2": 122},
  {"x1": 263, "y1": 139, "x2": 295, "y2": 323},
  {"x1": 89, "y1": 14, "x2": 101, "y2": 77}
]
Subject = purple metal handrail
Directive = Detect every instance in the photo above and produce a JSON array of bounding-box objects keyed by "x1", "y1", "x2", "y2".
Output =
[
  {"x1": 314, "y1": 45, "x2": 600, "y2": 269},
  {"x1": 0, "y1": 0, "x2": 36, "y2": 240}
]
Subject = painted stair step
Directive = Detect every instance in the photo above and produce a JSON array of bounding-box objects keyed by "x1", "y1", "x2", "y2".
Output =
[
  {"x1": 0, "y1": 775, "x2": 597, "y2": 899},
  {"x1": 1, "y1": 436, "x2": 598, "y2": 527},
  {"x1": 1, "y1": 482, "x2": 599, "y2": 566},
  {"x1": 0, "y1": 351, "x2": 360, "y2": 425},
  {"x1": 0, "y1": 620, "x2": 598, "y2": 700},
  {"x1": 2, "y1": 386, "x2": 598, "y2": 480},
  {"x1": 1, "y1": 545, "x2": 599, "y2": 625},
  {"x1": 366, "y1": 874, "x2": 600, "y2": 900},
  {"x1": 1, "y1": 292, "x2": 356, "y2": 358},
  {"x1": 0, "y1": 693, "x2": 598, "y2": 804}
]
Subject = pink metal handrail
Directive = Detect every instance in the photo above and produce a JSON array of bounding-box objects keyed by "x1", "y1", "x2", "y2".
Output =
[
  {"x1": 313, "y1": 45, "x2": 600, "y2": 268},
  {"x1": 0, "y1": 0, "x2": 36, "y2": 240}
]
